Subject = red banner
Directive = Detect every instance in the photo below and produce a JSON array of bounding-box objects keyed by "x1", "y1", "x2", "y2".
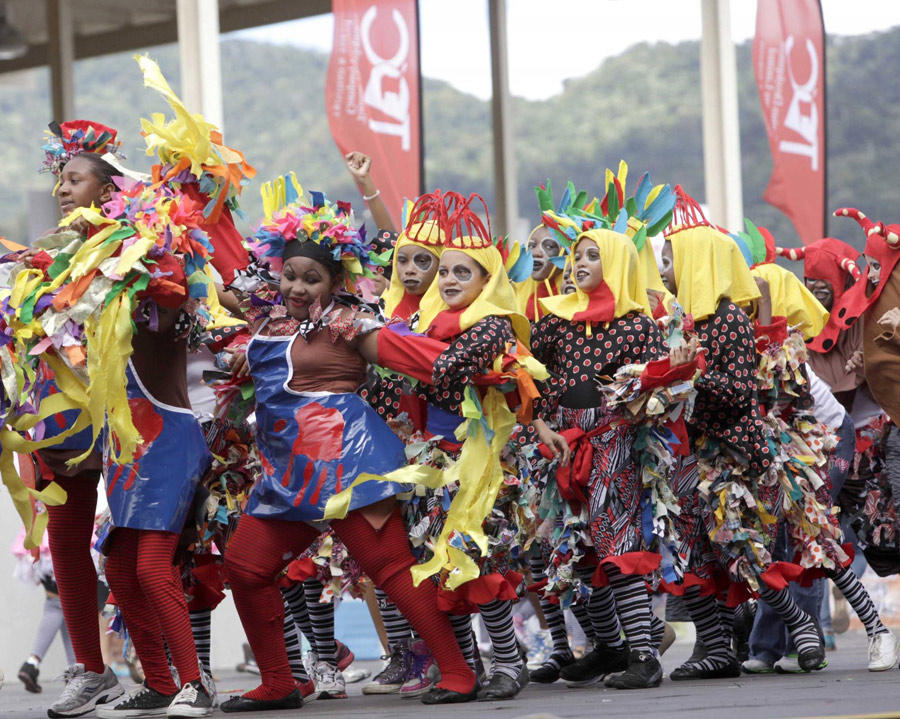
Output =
[
  {"x1": 753, "y1": 0, "x2": 826, "y2": 246},
  {"x1": 326, "y1": 0, "x2": 421, "y2": 226}
]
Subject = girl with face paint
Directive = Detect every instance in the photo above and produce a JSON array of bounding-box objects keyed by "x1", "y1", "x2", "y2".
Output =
[
  {"x1": 660, "y1": 189, "x2": 826, "y2": 680},
  {"x1": 530, "y1": 229, "x2": 701, "y2": 691}
]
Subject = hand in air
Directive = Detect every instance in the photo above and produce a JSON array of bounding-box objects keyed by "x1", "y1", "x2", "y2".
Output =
[{"x1": 345, "y1": 151, "x2": 373, "y2": 182}]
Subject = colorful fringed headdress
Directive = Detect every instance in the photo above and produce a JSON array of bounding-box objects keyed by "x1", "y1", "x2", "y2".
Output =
[
  {"x1": 247, "y1": 172, "x2": 388, "y2": 290},
  {"x1": 40, "y1": 120, "x2": 124, "y2": 179}
]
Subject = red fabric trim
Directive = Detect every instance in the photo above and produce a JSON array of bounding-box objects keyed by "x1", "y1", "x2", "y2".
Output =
[
  {"x1": 591, "y1": 552, "x2": 661, "y2": 587},
  {"x1": 391, "y1": 293, "x2": 421, "y2": 322},
  {"x1": 186, "y1": 558, "x2": 228, "y2": 611},
  {"x1": 279, "y1": 557, "x2": 317, "y2": 587},
  {"x1": 436, "y1": 571, "x2": 524, "y2": 615},
  {"x1": 659, "y1": 568, "x2": 730, "y2": 598},
  {"x1": 754, "y1": 316, "x2": 788, "y2": 350},
  {"x1": 571, "y1": 282, "x2": 617, "y2": 324},
  {"x1": 425, "y1": 310, "x2": 466, "y2": 341},
  {"x1": 638, "y1": 354, "x2": 701, "y2": 391}
]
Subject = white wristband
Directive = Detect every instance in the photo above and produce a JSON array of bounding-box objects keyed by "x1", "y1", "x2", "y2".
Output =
[{"x1": 363, "y1": 189, "x2": 380, "y2": 202}]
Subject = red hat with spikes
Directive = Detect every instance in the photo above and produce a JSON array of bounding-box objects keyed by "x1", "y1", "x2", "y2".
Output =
[
  {"x1": 444, "y1": 191, "x2": 493, "y2": 250},
  {"x1": 827, "y1": 208, "x2": 900, "y2": 336},
  {"x1": 777, "y1": 237, "x2": 862, "y2": 353}
]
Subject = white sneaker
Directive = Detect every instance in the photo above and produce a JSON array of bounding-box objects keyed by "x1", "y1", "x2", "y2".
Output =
[
  {"x1": 313, "y1": 662, "x2": 347, "y2": 699},
  {"x1": 868, "y1": 631, "x2": 899, "y2": 672},
  {"x1": 741, "y1": 659, "x2": 774, "y2": 674},
  {"x1": 166, "y1": 681, "x2": 213, "y2": 717},
  {"x1": 49, "y1": 664, "x2": 126, "y2": 718},
  {"x1": 774, "y1": 656, "x2": 807, "y2": 674}
]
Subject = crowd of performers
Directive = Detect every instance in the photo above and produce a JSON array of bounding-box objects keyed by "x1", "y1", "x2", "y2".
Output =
[{"x1": 3, "y1": 56, "x2": 900, "y2": 718}]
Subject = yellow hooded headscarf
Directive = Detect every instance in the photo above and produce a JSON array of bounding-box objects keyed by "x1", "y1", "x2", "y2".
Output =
[
  {"x1": 382, "y1": 220, "x2": 444, "y2": 321},
  {"x1": 540, "y1": 229, "x2": 652, "y2": 324},
  {"x1": 750, "y1": 263, "x2": 829, "y2": 340},
  {"x1": 418, "y1": 242, "x2": 530, "y2": 344},
  {"x1": 666, "y1": 225, "x2": 761, "y2": 322}
]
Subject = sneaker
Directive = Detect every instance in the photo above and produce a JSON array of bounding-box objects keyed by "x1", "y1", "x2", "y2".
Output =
[
  {"x1": 561, "y1": 642, "x2": 629, "y2": 687},
  {"x1": 312, "y1": 661, "x2": 347, "y2": 699},
  {"x1": 362, "y1": 641, "x2": 411, "y2": 694},
  {"x1": 18, "y1": 661, "x2": 41, "y2": 693},
  {"x1": 741, "y1": 658, "x2": 775, "y2": 674},
  {"x1": 400, "y1": 641, "x2": 438, "y2": 697},
  {"x1": 334, "y1": 640, "x2": 355, "y2": 672},
  {"x1": 400, "y1": 639, "x2": 440, "y2": 699},
  {"x1": 824, "y1": 631, "x2": 836, "y2": 651},
  {"x1": 476, "y1": 663, "x2": 529, "y2": 701},
  {"x1": 49, "y1": 664, "x2": 126, "y2": 718},
  {"x1": 868, "y1": 631, "x2": 899, "y2": 672},
  {"x1": 607, "y1": 650, "x2": 662, "y2": 690},
  {"x1": 774, "y1": 653, "x2": 827, "y2": 674},
  {"x1": 96, "y1": 683, "x2": 177, "y2": 718},
  {"x1": 198, "y1": 668, "x2": 217, "y2": 709},
  {"x1": 166, "y1": 681, "x2": 212, "y2": 717},
  {"x1": 530, "y1": 653, "x2": 575, "y2": 683}
]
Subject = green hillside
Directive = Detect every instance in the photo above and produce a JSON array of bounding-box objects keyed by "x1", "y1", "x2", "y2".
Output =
[{"x1": 2, "y1": 26, "x2": 898, "y2": 252}]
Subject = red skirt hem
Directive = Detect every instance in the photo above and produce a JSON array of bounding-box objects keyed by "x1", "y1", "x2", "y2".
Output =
[{"x1": 436, "y1": 571, "x2": 524, "y2": 614}]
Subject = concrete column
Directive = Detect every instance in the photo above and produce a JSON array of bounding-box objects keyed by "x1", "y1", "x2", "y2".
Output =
[
  {"x1": 700, "y1": 0, "x2": 743, "y2": 230},
  {"x1": 176, "y1": 0, "x2": 224, "y2": 129},
  {"x1": 46, "y1": 0, "x2": 74, "y2": 122},
  {"x1": 488, "y1": 0, "x2": 518, "y2": 238}
]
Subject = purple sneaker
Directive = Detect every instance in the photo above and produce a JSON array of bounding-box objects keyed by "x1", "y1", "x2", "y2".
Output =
[
  {"x1": 362, "y1": 640, "x2": 412, "y2": 695},
  {"x1": 400, "y1": 640, "x2": 439, "y2": 698}
]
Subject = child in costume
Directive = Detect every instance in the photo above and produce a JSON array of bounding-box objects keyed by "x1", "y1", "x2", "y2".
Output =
[
  {"x1": 530, "y1": 226, "x2": 700, "y2": 690},
  {"x1": 10, "y1": 120, "x2": 128, "y2": 718},
  {"x1": 741, "y1": 254, "x2": 898, "y2": 673},
  {"x1": 658, "y1": 188, "x2": 826, "y2": 678},
  {"x1": 221, "y1": 182, "x2": 478, "y2": 712},
  {"x1": 360, "y1": 192, "x2": 564, "y2": 701}
]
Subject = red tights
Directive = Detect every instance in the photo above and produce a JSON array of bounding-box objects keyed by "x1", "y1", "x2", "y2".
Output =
[
  {"x1": 105, "y1": 529, "x2": 199, "y2": 694},
  {"x1": 46, "y1": 473, "x2": 105, "y2": 674},
  {"x1": 226, "y1": 510, "x2": 475, "y2": 700}
]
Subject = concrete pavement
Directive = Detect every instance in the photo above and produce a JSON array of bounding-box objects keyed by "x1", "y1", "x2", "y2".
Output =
[{"x1": 1, "y1": 630, "x2": 897, "y2": 719}]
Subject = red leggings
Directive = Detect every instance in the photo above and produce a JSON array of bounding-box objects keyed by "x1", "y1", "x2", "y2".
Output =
[
  {"x1": 226, "y1": 510, "x2": 475, "y2": 700},
  {"x1": 105, "y1": 529, "x2": 199, "y2": 694},
  {"x1": 46, "y1": 472, "x2": 105, "y2": 674}
]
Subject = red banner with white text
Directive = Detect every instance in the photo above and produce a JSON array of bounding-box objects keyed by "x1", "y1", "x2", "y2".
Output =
[
  {"x1": 326, "y1": 0, "x2": 421, "y2": 226},
  {"x1": 753, "y1": 0, "x2": 826, "y2": 246}
]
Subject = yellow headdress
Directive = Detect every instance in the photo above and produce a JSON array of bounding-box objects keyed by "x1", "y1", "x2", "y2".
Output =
[
  {"x1": 540, "y1": 228, "x2": 652, "y2": 324},
  {"x1": 750, "y1": 263, "x2": 828, "y2": 340}
]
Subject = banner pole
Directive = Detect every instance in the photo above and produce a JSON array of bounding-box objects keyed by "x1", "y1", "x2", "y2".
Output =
[
  {"x1": 415, "y1": 0, "x2": 425, "y2": 195},
  {"x1": 818, "y1": 0, "x2": 828, "y2": 238}
]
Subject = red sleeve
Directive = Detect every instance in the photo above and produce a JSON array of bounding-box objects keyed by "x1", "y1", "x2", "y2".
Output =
[
  {"x1": 376, "y1": 327, "x2": 449, "y2": 385},
  {"x1": 638, "y1": 353, "x2": 705, "y2": 391}
]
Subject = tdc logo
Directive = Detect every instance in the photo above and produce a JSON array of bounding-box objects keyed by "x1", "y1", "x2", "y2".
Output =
[
  {"x1": 780, "y1": 35, "x2": 820, "y2": 170},
  {"x1": 361, "y1": 5, "x2": 412, "y2": 151}
]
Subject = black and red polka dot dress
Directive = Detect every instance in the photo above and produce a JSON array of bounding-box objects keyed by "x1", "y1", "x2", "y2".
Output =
[{"x1": 531, "y1": 311, "x2": 668, "y2": 575}]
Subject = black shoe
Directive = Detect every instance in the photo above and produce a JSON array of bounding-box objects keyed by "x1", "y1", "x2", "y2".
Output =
[
  {"x1": 530, "y1": 653, "x2": 575, "y2": 684},
  {"x1": 96, "y1": 684, "x2": 177, "y2": 718},
  {"x1": 167, "y1": 680, "x2": 213, "y2": 717},
  {"x1": 686, "y1": 637, "x2": 708, "y2": 664},
  {"x1": 560, "y1": 642, "x2": 629, "y2": 685},
  {"x1": 421, "y1": 681, "x2": 479, "y2": 705},
  {"x1": 795, "y1": 617, "x2": 826, "y2": 672},
  {"x1": 220, "y1": 689, "x2": 302, "y2": 713},
  {"x1": 734, "y1": 603, "x2": 756, "y2": 663},
  {"x1": 18, "y1": 661, "x2": 41, "y2": 693},
  {"x1": 670, "y1": 657, "x2": 741, "y2": 681},
  {"x1": 477, "y1": 664, "x2": 529, "y2": 701},
  {"x1": 607, "y1": 651, "x2": 663, "y2": 690}
]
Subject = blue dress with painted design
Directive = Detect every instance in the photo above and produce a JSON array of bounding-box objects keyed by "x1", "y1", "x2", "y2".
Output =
[
  {"x1": 104, "y1": 361, "x2": 210, "y2": 534},
  {"x1": 243, "y1": 326, "x2": 407, "y2": 522}
]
